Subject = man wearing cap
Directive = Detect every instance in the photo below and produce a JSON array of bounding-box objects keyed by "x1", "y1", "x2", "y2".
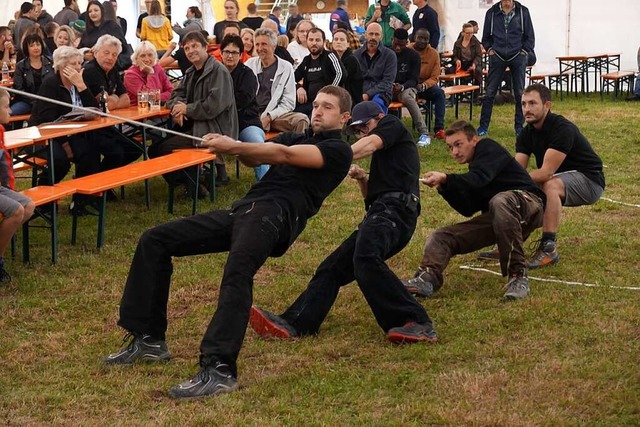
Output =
[
  {"x1": 250, "y1": 100, "x2": 438, "y2": 345},
  {"x1": 401, "y1": 120, "x2": 545, "y2": 301},
  {"x1": 353, "y1": 22, "x2": 397, "y2": 113},
  {"x1": 391, "y1": 28, "x2": 429, "y2": 145}
]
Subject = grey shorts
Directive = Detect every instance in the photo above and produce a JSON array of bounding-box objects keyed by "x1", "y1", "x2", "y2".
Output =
[
  {"x1": 0, "y1": 187, "x2": 32, "y2": 218},
  {"x1": 555, "y1": 171, "x2": 604, "y2": 207}
]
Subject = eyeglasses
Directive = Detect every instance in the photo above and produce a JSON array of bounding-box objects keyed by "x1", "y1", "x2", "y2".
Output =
[
  {"x1": 352, "y1": 119, "x2": 372, "y2": 136},
  {"x1": 221, "y1": 50, "x2": 240, "y2": 56}
]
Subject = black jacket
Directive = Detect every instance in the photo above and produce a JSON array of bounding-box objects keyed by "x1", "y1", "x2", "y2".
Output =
[
  {"x1": 29, "y1": 72, "x2": 98, "y2": 126},
  {"x1": 339, "y1": 49, "x2": 363, "y2": 105},
  {"x1": 12, "y1": 56, "x2": 54, "y2": 105},
  {"x1": 230, "y1": 62, "x2": 263, "y2": 131},
  {"x1": 294, "y1": 50, "x2": 346, "y2": 94},
  {"x1": 439, "y1": 138, "x2": 545, "y2": 216}
]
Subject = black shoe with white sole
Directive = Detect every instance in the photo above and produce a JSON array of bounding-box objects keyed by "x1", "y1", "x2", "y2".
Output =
[
  {"x1": 103, "y1": 332, "x2": 171, "y2": 365},
  {"x1": 168, "y1": 362, "x2": 239, "y2": 399}
]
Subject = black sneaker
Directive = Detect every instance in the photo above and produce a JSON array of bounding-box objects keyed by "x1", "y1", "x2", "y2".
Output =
[
  {"x1": 168, "y1": 362, "x2": 239, "y2": 399},
  {"x1": 69, "y1": 200, "x2": 99, "y2": 216},
  {"x1": 249, "y1": 305, "x2": 298, "y2": 339},
  {"x1": 387, "y1": 322, "x2": 438, "y2": 344},
  {"x1": 103, "y1": 332, "x2": 171, "y2": 365},
  {"x1": 402, "y1": 268, "x2": 438, "y2": 298},
  {"x1": 0, "y1": 265, "x2": 11, "y2": 284}
]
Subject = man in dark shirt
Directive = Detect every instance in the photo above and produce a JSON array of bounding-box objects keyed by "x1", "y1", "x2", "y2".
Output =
[
  {"x1": 103, "y1": 85, "x2": 354, "y2": 400},
  {"x1": 514, "y1": 84, "x2": 604, "y2": 269},
  {"x1": 391, "y1": 28, "x2": 427, "y2": 143},
  {"x1": 411, "y1": 0, "x2": 439, "y2": 49},
  {"x1": 402, "y1": 120, "x2": 545, "y2": 300},
  {"x1": 294, "y1": 28, "x2": 345, "y2": 117},
  {"x1": 82, "y1": 35, "x2": 140, "y2": 173},
  {"x1": 249, "y1": 101, "x2": 438, "y2": 345}
]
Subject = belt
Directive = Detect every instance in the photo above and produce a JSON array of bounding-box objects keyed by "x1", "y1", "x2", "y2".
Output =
[{"x1": 378, "y1": 191, "x2": 420, "y2": 213}]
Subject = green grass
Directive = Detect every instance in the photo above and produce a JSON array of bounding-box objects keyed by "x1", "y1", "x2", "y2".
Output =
[{"x1": 1, "y1": 94, "x2": 639, "y2": 425}]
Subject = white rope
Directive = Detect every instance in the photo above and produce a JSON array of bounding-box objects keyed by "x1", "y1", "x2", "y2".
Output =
[
  {"x1": 460, "y1": 264, "x2": 640, "y2": 291},
  {"x1": 2, "y1": 86, "x2": 205, "y2": 144},
  {"x1": 600, "y1": 197, "x2": 640, "y2": 208}
]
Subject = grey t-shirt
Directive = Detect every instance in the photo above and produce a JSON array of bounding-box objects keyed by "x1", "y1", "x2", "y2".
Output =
[{"x1": 256, "y1": 61, "x2": 278, "y2": 113}]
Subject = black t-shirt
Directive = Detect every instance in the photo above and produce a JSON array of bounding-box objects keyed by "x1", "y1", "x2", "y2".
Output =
[
  {"x1": 136, "y1": 12, "x2": 148, "y2": 32},
  {"x1": 366, "y1": 115, "x2": 420, "y2": 205},
  {"x1": 171, "y1": 48, "x2": 191, "y2": 74},
  {"x1": 516, "y1": 112, "x2": 605, "y2": 189},
  {"x1": 305, "y1": 56, "x2": 325, "y2": 103},
  {"x1": 213, "y1": 20, "x2": 248, "y2": 44},
  {"x1": 82, "y1": 59, "x2": 127, "y2": 98},
  {"x1": 441, "y1": 138, "x2": 545, "y2": 216},
  {"x1": 242, "y1": 16, "x2": 263, "y2": 31},
  {"x1": 394, "y1": 47, "x2": 421, "y2": 89},
  {"x1": 237, "y1": 129, "x2": 352, "y2": 254}
]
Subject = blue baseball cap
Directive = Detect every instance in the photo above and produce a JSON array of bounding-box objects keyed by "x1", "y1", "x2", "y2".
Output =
[{"x1": 346, "y1": 101, "x2": 383, "y2": 134}]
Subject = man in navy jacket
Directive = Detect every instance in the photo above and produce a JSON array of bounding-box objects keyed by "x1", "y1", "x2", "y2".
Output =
[{"x1": 478, "y1": 0, "x2": 535, "y2": 137}]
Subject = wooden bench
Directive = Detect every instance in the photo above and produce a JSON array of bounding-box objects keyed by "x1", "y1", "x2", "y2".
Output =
[
  {"x1": 600, "y1": 71, "x2": 636, "y2": 99},
  {"x1": 57, "y1": 150, "x2": 217, "y2": 248},
  {"x1": 20, "y1": 186, "x2": 76, "y2": 264},
  {"x1": 438, "y1": 71, "x2": 471, "y2": 86}
]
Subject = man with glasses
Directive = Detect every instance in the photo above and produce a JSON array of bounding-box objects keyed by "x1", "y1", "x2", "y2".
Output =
[{"x1": 249, "y1": 100, "x2": 438, "y2": 345}]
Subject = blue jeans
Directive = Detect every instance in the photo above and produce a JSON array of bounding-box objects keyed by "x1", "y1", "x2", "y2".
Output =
[
  {"x1": 480, "y1": 52, "x2": 528, "y2": 133},
  {"x1": 10, "y1": 101, "x2": 32, "y2": 116},
  {"x1": 634, "y1": 73, "x2": 640, "y2": 96},
  {"x1": 280, "y1": 194, "x2": 432, "y2": 335},
  {"x1": 239, "y1": 126, "x2": 270, "y2": 180},
  {"x1": 418, "y1": 85, "x2": 446, "y2": 132}
]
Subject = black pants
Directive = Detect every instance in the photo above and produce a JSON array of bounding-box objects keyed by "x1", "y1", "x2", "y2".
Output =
[
  {"x1": 117, "y1": 201, "x2": 291, "y2": 378},
  {"x1": 280, "y1": 194, "x2": 432, "y2": 335},
  {"x1": 97, "y1": 127, "x2": 142, "y2": 171}
]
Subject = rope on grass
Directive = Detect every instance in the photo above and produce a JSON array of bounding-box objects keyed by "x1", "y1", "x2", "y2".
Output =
[
  {"x1": 460, "y1": 264, "x2": 640, "y2": 291},
  {"x1": 600, "y1": 197, "x2": 640, "y2": 208},
  {"x1": 2, "y1": 86, "x2": 205, "y2": 144}
]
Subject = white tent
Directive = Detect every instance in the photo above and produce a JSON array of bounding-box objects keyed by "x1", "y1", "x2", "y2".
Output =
[{"x1": 2, "y1": 0, "x2": 638, "y2": 77}]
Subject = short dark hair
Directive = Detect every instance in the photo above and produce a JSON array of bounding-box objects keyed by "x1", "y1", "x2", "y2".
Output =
[
  {"x1": 64, "y1": 0, "x2": 73, "y2": 6},
  {"x1": 223, "y1": 21, "x2": 241, "y2": 33},
  {"x1": 221, "y1": 34, "x2": 244, "y2": 54},
  {"x1": 182, "y1": 30, "x2": 208, "y2": 47},
  {"x1": 188, "y1": 6, "x2": 202, "y2": 18},
  {"x1": 21, "y1": 2, "x2": 34, "y2": 15},
  {"x1": 33, "y1": 0, "x2": 43, "y2": 6},
  {"x1": 318, "y1": 85, "x2": 352, "y2": 114},
  {"x1": 445, "y1": 120, "x2": 477, "y2": 140},
  {"x1": 44, "y1": 21, "x2": 58, "y2": 36},
  {"x1": 393, "y1": 28, "x2": 409, "y2": 41},
  {"x1": 307, "y1": 28, "x2": 325, "y2": 41},
  {"x1": 0, "y1": 26, "x2": 10, "y2": 37},
  {"x1": 468, "y1": 20, "x2": 478, "y2": 27},
  {"x1": 21, "y1": 33, "x2": 43, "y2": 57},
  {"x1": 246, "y1": 3, "x2": 257, "y2": 13},
  {"x1": 337, "y1": 0, "x2": 347, "y2": 6},
  {"x1": 524, "y1": 83, "x2": 552, "y2": 103}
]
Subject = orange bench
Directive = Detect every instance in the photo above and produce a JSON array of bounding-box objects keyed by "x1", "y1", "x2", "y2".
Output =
[
  {"x1": 600, "y1": 71, "x2": 636, "y2": 99},
  {"x1": 57, "y1": 150, "x2": 217, "y2": 248},
  {"x1": 20, "y1": 186, "x2": 76, "y2": 264}
]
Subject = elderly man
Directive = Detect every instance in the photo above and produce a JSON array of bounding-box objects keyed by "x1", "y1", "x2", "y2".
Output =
[
  {"x1": 294, "y1": 28, "x2": 345, "y2": 117},
  {"x1": 260, "y1": 19, "x2": 295, "y2": 64},
  {"x1": 82, "y1": 35, "x2": 140, "y2": 174},
  {"x1": 478, "y1": 0, "x2": 535, "y2": 137},
  {"x1": 353, "y1": 22, "x2": 397, "y2": 113},
  {"x1": 246, "y1": 28, "x2": 309, "y2": 133},
  {"x1": 402, "y1": 120, "x2": 545, "y2": 300},
  {"x1": 103, "y1": 86, "x2": 354, "y2": 400},
  {"x1": 159, "y1": 30, "x2": 237, "y2": 188}
]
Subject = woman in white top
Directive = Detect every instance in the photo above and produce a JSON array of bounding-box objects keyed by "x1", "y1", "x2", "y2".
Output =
[{"x1": 286, "y1": 19, "x2": 314, "y2": 70}]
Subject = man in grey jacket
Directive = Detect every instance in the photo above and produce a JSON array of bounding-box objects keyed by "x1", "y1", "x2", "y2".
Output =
[
  {"x1": 353, "y1": 22, "x2": 397, "y2": 113},
  {"x1": 245, "y1": 28, "x2": 309, "y2": 133},
  {"x1": 161, "y1": 30, "x2": 238, "y2": 187}
]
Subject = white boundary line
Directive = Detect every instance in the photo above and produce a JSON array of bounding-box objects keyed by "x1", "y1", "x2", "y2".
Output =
[
  {"x1": 600, "y1": 197, "x2": 640, "y2": 208},
  {"x1": 460, "y1": 265, "x2": 640, "y2": 291}
]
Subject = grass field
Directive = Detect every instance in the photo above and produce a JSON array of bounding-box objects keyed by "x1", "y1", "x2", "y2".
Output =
[{"x1": 1, "y1": 94, "x2": 639, "y2": 426}]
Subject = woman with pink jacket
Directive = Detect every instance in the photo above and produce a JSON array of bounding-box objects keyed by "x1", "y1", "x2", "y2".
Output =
[{"x1": 124, "y1": 41, "x2": 173, "y2": 105}]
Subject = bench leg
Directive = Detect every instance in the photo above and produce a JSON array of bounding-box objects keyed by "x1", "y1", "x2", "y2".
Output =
[
  {"x1": 22, "y1": 222, "x2": 29, "y2": 264},
  {"x1": 51, "y1": 202, "x2": 58, "y2": 264},
  {"x1": 168, "y1": 183, "x2": 175, "y2": 214},
  {"x1": 96, "y1": 193, "x2": 107, "y2": 249},
  {"x1": 71, "y1": 208, "x2": 78, "y2": 245}
]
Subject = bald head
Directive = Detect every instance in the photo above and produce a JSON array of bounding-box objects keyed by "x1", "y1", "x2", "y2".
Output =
[{"x1": 365, "y1": 22, "x2": 383, "y2": 50}]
